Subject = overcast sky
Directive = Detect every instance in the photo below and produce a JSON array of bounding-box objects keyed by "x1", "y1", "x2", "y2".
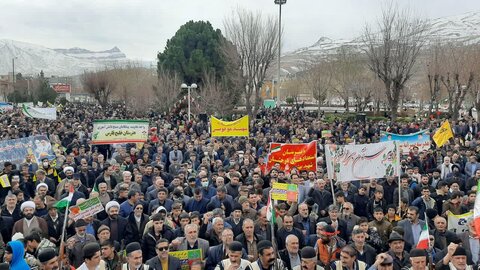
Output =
[{"x1": 2, "y1": 0, "x2": 480, "y2": 61}]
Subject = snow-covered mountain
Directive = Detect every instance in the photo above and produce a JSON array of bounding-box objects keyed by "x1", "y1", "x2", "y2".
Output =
[
  {"x1": 0, "y1": 39, "x2": 133, "y2": 77},
  {"x1": 281, "y1": 11, "x2": 480, "y2": 75},
  {"x1": 53, "y1": 46, "x2": 126, "y2": 60}
]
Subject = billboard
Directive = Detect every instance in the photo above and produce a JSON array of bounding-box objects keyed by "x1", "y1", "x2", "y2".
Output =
[{"x1": 51, "y1": 83, "x2": 71, "y2": 93}]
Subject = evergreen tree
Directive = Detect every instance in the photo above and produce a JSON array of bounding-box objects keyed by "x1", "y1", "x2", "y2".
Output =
[{"x1": 36, "y1": 71, "x2": 57, "y2": 104}]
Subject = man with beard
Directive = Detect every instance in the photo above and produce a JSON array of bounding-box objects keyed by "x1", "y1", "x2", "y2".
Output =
[
  {"x1": 397, "y1": 206, "x2": 426, "y2": 249},
  {"x1": 315, "y1": 225, "x2": 345, "y2": 268},
  {"x1": 66, "y1": 219, "x2": 97, "y2": 268},
  {"x1": 279, "y1": 235, "x2": 301, "y2": 270},
  {"x1": 386, "y1": 232, "x2": 410, "y2": 270},
  {"x1": 246, "y1": 240, "x2": 287, "y2": 270},
  {"x1": 54, "y1": 166, "x2": 75, "y2": 200},
  {"x1": 293, "y1": 246, "x2": 322, "y2": 270},
  {"x1": 435, "y1": 243, "x2": 473, "y2": 270},
  {"x1": 123, "y1": 242, "x2": 149, "y2": 270},
  {"x1": 277, "y1": 215, "x2": 305, "y2": 251},
  {"x1": 101, "y1": 201, "x2": 128, "y2": 244},
  {"x1": 12, "y1": 201, "x2": 48, "y2": 237},
  {"x1": 34, "y1": 170, "x2": 56, "y2": 197},
  {"x1": 214, "y1": 241, "x2": 251, "y2": 270}
]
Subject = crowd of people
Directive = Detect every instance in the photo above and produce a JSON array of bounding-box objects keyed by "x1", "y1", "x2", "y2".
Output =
[{"x1": 0, "y1": 102, "x2": 478, "y2": 270}]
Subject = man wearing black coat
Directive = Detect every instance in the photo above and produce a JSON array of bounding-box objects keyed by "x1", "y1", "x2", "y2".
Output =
[
  {"x1": 276, "y1": 215, "x2": 305, "y2": 251},
  {"x1": 101, "y1": 201, "x2": 128, "y2": 244},
  {"x1": 142, "y1": 214, "x2": 175, "y2": 262},
  {"x1": 279, "y1": 235, "x2": 301, "y2": 270},
  {"x1": 307, "y1": 179, "x2": 333, "y2": 217},
  {"x1": 293, "y1": 203, "x2": 316, "y2": 245},
  {"x1": 146, "y1": 238, "x2": 182, "y2": 270},
  {"x1": 319, "y1": 205, "x2": 349, "y2": 242}
]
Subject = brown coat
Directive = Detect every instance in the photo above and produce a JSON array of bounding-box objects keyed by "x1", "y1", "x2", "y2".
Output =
[{"x1": 12, "y1": 216, "x2": 49, "y2": 238}]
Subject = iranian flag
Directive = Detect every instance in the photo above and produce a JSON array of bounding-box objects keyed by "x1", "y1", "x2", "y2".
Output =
[
  {"x1": 266, "y1": 192, "x2": 276, "y2": 224},
  {"x1": 474, "y1": 181, "x2": 480, "y2": 237},
  {"x1": 271, "y1": 145, "x2": 281, "y2": 153},
  {"x1": 54, "y1": 183, "x2": 74, "y2": 210},
  {"x1": 416, "y1": 215, "x2": 430, "y2": 249}
]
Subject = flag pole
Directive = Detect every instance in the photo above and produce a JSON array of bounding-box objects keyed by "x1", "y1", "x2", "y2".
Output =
[
  {"x1": 58, "y1": 182, "x2": 73, "y2": 269},
  {"x1": 330, "y1": 178, "x2": 337, "y2": 206},
  {"x1": 397, "y1": 141, "x2": 402, "y2": 217},
  {"x1": 58, "y1": 201, "x2": 70, "y2": 269}
]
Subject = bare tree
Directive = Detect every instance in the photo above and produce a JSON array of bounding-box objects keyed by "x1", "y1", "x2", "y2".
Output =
[
  {"x1": 362, "y1": 5, "x2": 429, "y2": 120},
  {"x1": 193, "y1": 71, "x2": 239, "y2": 117},
  {"x1": 81, "y1": 69, "x2": 117, "y2": 108},
  {"x1": 442, "y1": 72, "x2": 474, "y2": 121},
  {"x1": 223, "y1": 8, "x2": 279, "y2": 117},
  {"x1": 152, "y1": 68, "x2": 182, "y2": 113},
  {"x1": 302, "y1": 60, "x2": 333, "y2": 117},
  {"x1": 425, "y1": 43, "x2": 444, "y2": 114}
]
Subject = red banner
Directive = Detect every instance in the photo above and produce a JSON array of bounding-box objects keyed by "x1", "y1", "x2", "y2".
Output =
[
  {"x1": 51, "y1": 83, "x2": 71, "y2": 93},
  {"x1": 267, "y1": 141, "x2": 317, "y2": 173}
]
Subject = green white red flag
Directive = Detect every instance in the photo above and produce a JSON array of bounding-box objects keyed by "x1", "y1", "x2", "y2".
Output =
[{"x1": 416, "y1": 214, "x2": 430, "y2": 249}]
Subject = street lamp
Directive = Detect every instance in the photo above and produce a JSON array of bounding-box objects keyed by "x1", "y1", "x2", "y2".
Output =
[
  {"x1": 274, "y1": 0, "x2": 286, "y2": 106},
  {"x1": 180, "y1": 83, "x2": 198, "y2": 122}
]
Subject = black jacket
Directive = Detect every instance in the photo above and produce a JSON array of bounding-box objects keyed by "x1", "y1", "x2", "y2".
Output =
[
  {"x1": 101, "y1": 216, "x2": 128, "y2": 243},
  {"x1": 142, "y1": 226, "x2": 175, "y2": 262},
  {"x1": 279, "y1": 249, "x2": 301, "y2": 270},
  {"x1": 125, "y1": 212, "x2": 149, "y2": 245}
]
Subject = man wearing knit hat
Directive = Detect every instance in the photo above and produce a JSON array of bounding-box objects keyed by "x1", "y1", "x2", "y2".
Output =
[
  {"x1": 101, "y1": 200, "x2": 128, "y2": 243},
  {"x1": 246, "y1": 240, "x2": 287, "y2": 270},
  {"x1": 124, "y1": 242, "x2": 150, "y2": 270},
  {"x1": 38, "y1": 248, "x2": 59, "y2": 270},
  {"x1": 407, "y1": 249, "x2": 428, "y2": 270},
  {"x1": 214, "y1": 241, "x2": 251, "y2": 270},
  {"x1": 293, "y1": 246, "x2": 322, "y2": 270},
  {"x1": 436, "y1": 243, "x2": 473, "y2": 270},
  {"x1": 12, "y1": 200, "x2": 48, "y2": 237}
]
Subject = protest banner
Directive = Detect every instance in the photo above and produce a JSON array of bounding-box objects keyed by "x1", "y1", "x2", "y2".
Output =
[
  {"x1": 0, "y1": 135, "x2": 55, "y2": 169},
  {"x1": 325, "y1": 141, "x2": 400, "y2": 182},
  {"x1": 321, "y1": 130, "x2": 332, "y2": 138},
  {"x1": 0, "y1": 102, "x2": 13, "y2": 112},
  {"x1": 169, "y1": 249, "x2": 202, "y2": 270},
  {"x1": 70, "y1": 197, "x2": 104, "y2": 221},
  {"x1": 447, "y1": 211, "x2": 472, "y2": 234},
  {"x1": 267, "y1": 141, "x2": 317, "y2": 173},
  {"x1": 211, "y1": 116, "x2": 249, "y2": 137},
  {"x1": 380, "y1": 129, "x2": 430, "y2": 155},
  {"x1": 92, "y1": 120, "x2": 149, "y2": 144},
  {"x1": 22, "y1": 104, "x2": 57, "y2": 120},
  {"x1": 271, "y1": 182, "x2": 298, "y2": 202}
]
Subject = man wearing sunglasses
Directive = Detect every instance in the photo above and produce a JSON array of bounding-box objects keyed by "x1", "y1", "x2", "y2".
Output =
[{"x1": 146, "y1": 238, "x2": 181, "y2": 270}]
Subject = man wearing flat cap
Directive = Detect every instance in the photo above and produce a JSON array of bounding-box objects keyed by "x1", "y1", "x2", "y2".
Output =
[
  {"x1": 368, "y1": 253, "x2": 394, "y2": 270},
  {"x1": 66, "y1": 219, "x2": 97, "y2": 268},
  {"x1": 435, "y1": 243, "x2": 473, "y2": 270},
  {"x1": 386, "y1": 232, "x2": 410, "y2": 270},
  {"x1": 246, "y1": 240, "x2": 287, "y2": 270},
  {"x1": 123, "y1": 242, "x2": 150, "y2": 270},
  {"x1": 215, "y1": 241, "x2": 251, "y2": 270},
  {"x1": 12, "y1": 200, "x2": 48, "y2": 237}
]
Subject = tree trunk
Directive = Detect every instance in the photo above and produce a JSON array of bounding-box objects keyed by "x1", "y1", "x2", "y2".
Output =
[{"x1": 317, "y1": 99, "x2": 322, "y2": 118}]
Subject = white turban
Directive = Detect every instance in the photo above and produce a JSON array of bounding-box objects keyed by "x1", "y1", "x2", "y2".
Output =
[
  {"x1": 12, "y1": 232, "x2": 24, "y2": 241},
  {"x1": 63, "y1": 167, "x2": 74, "y2": 174},
  {"x1": 21, "y1": 201, "x2": 36, "y2": 212},
  {"x1": 36, "y1": 183, "x2": 48, "y2": 191},
  {"x1": 105, "y1": 201, "x2": 120, "y2": 212}
]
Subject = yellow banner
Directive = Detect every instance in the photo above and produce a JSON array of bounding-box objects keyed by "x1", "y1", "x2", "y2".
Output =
[
  {"x1": 211, "y1": 115, "x2": 249, "y2": 137},
  {"x1": 433, "y1": 120, "x2": 453, "y2": 147}
]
